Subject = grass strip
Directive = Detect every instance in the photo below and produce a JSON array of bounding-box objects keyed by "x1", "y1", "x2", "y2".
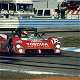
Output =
[
  {"x1": 60, "y1": 36, "x2": 80, "y2": 48},
  {"x1": 0, "y1": 71, "x2": 49, "y2": 80}
]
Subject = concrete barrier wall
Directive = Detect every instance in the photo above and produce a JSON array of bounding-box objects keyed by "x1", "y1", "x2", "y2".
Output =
[
  {"x1": 19, "y1": 19, "x2": 80, "y2": 28},
  {"x1": 0, "y1": 18, "x2": 19, "y2": 29},
  {"x1": 0, "y1": 19, "x2": 80, "y2": 31}
]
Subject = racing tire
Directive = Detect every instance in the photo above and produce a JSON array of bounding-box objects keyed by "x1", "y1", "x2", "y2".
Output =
[
  {"x1": 55, "y1": 52, "x2": 62, "y2": 55},
  {"x1": 6, "y1": 39, "x2": 13, "y2": 53}
]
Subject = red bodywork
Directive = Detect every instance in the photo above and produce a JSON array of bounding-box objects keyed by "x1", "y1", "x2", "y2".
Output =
[
  {"x1": 11, "y1": 37, "x2": 60, "y2": 54},
  {"x1": 0, "y1": 34, "x2": 60, "y2": 54},
  {"x1": 0, "y1": 36, "x2": 8, "y2": 53}
]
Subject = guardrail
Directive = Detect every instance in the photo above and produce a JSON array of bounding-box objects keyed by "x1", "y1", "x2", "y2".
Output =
[
  {"x1": 19, "y1": 19, "x2": 80, "y2": 28},
  {"x1": 0, "y1": 19, "x2": 80, "y2": 31},
  {"x1": 0, "y1": 18, "x2": 19, "y2": 29}
]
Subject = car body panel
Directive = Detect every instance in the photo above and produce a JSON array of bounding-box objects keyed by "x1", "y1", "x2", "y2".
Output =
[
  {"x1": 0, "y1": 35, "x2": 8, "y2": 53},
  {"x1": 0, "y1": 28, "x2": 61, "y2": 54}
]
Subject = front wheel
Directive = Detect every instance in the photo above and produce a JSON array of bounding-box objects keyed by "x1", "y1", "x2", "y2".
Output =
[{"x1": 55, "y1": 52, "x2": 62, "y2": 55}]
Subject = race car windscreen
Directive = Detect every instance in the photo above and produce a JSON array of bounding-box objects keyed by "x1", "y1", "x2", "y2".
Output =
[{"x1": 15, "y1": 28, "x2": 43, "y2": 40}]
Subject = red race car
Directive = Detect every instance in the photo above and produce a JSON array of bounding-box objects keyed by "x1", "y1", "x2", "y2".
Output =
[{"x1": 0, "y1": 27, "x2": 61, "y2": 54}]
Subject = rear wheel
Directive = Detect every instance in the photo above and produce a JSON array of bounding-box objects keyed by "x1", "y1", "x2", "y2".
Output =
[{"x1": 6, "y1": 39, "x2": 13, "y2": 53}]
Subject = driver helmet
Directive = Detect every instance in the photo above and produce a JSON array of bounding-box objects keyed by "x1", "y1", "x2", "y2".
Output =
[{"x1": 21, "y1": 31, "x2": 28, "y2": 36}]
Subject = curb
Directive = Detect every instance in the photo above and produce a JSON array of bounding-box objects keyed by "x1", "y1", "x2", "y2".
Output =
[
  {"x1": 0, "y1": 69, "x2": 80, "y2": 77},
  {"x1": 61, "y1": 47, "x2": 80, "y2": 52}
]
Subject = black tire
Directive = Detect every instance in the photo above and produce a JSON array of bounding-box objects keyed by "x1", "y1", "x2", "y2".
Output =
[
  {"x1": 6, "y1": 39, "x2": 13, "y2": 53},
  {"x1": 55, "y1": 52, "x2": 62, "y2": 55}
]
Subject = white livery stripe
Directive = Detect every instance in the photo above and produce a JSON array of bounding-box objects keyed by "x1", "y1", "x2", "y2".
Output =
[
  {"x1": 73, "y1": 49, "x2": 80, "y2": 52},
  {"x1": 61, "y1": 47, "x2": 80, "y2": 52},
  {"x1": 0, "y1": 69, "x2": 79, "y2": 76}
]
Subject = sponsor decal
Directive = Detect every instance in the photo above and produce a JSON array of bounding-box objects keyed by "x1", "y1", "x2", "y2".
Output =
[
  {"x1": 15, "y1": 40, "x2": 22, "y2": 43},
  {"x1": 21, "y1": 38, "x2": 28, "y2": 40},
  {"x1": 31, "y1": 40, "x2": 42, "y2": 42},
  {"x1": 52, "y1": 38, "x2": 58, "y2": 44},
  {"x1": 26, "y1": 43, "x2": 48, "y2": 46}
]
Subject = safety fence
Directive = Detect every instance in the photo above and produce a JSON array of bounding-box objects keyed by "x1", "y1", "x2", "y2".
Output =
[{"x1": 0, "y1": 18, "x2": 80, "y2": 31}]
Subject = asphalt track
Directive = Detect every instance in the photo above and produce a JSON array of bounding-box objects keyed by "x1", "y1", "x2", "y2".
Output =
[
  {"x1": 41, "y1": 31, "x2": 80, "y2": 39},
  {"x1": 0, "y1": 51, "x2": 80, "y2": 76},
  {"x1": 0, "y1": 31, "x2": 80, "y2": 76}
]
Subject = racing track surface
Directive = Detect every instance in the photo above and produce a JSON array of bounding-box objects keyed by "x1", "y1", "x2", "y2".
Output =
[
  {"x1": 0, "y1": 31, "x2": 80, "y2": 75},
  {"x1": 0, "y1": 51, "x2": 80, "y2": 76}
]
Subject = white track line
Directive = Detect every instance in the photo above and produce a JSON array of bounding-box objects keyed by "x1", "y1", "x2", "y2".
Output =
[
  {"x1": 61, "y1": 47, "x2": 80, "y2": 52},
  {"x1": 0, "y1": 69, "x2": 80, "y2": 76}
]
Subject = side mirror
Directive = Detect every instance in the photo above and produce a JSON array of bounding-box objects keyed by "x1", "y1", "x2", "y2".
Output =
[
  {"x1": 41, "y1": 33, "x2": 45, "y2": 36},
  {"x1": 7, "y1": 35, "x2": 9, "y2": 40},
  {"x1": 35, "y1": 32, "x2": 38, "y2": 36}
]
